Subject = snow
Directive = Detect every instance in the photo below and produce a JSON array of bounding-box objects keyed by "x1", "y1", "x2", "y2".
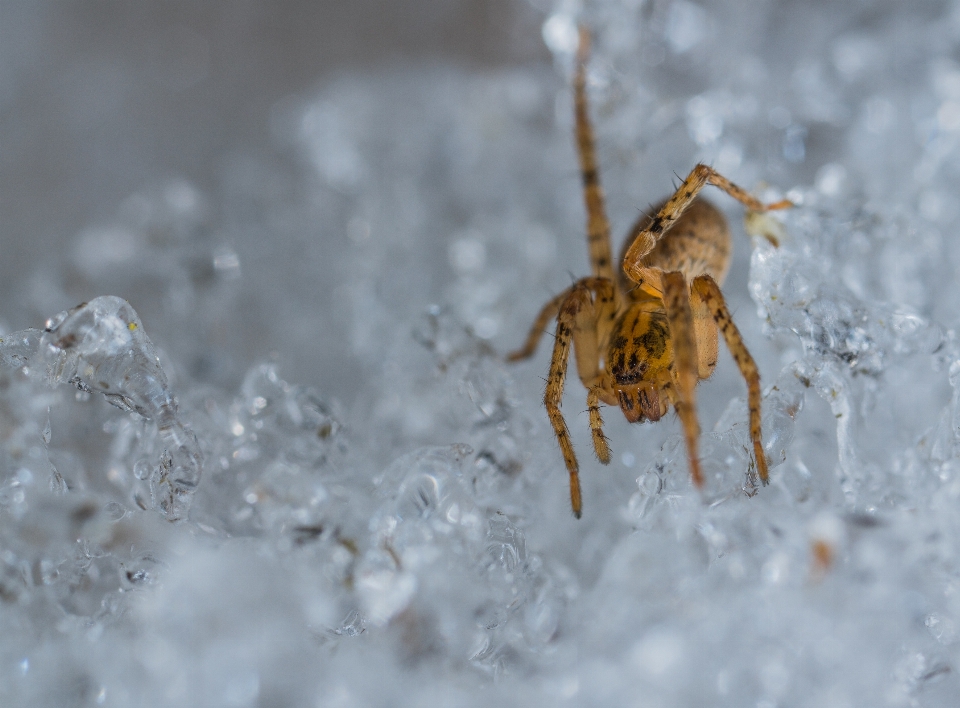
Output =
[{"x1": 3, "y1": 0, "x2": 960, "y2": 705}]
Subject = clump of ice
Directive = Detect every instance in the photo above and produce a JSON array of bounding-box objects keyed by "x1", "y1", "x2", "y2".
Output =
[
  {"x1": 1, "y1": 296, "x2": 201, "y2": 521},
  {"x1": 5, "y1": 0, "x2": 960, "y2": 706}
]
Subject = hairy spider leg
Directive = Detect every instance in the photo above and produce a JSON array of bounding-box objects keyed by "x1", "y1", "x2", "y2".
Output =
[
  {"x1": 543, "y1": 282, "x2": 593, "y2": 518},
  {"x1": 661, "y1": 271, "x2": 704, "y2": 487},
  {"x1": 506, "y1": 287, "x2": 572, "y2": 362},
  {"x1": 541, "y1": 276, "x2": 620, "y2": 517},
  {"x1": 587, "y1": 385, "x2": 611, "y2": 464},
  {"x1": 507, "y1": 276, "x2": 616, "y2": 362},
  {"x1": 571, "y1": 26, "x2": 621, "y2": 486},
  {"x1": 574, "y1": 27, "x2": 615, "y2": 283},
  {"x1": 622, "y1": 163, "x2": 791, "y2": 292},
  {"x1": 692, "y1": 274, "x2": 769, "y2": 483}
]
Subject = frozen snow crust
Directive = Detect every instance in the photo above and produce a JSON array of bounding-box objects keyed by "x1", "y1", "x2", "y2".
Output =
[{"x1": 4, "y1": 0, "x2": 960, "y2": 705}]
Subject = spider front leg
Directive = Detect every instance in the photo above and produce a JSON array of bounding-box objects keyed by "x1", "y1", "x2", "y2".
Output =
[
  {"x1": 574, "y1": 279, "x2": 617, "y2": 467},
  {"x1": 507, "y1": 277, "x2": 617, "y2": 363},
  {"x1": 623, "y1": 164, "x2": 792, "y2": 287},
  {"x1": 543, "y1": 280, "x2": 609, "y2": 518},
  {"x1": 506, "y1": 287, "x2": 571, "y2": 362},
  {"x1": 662, "y1": 271, "x2": 704, "y2": 488},
  {"x1": 573, "y1": 27, "x2": 615, "y2": 282},
  {"x1": 692, "y1": 274, "x2": 769, "y2": 483}
]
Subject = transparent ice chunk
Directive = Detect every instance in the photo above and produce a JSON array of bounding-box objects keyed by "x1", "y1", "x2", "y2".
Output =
[{"x1": 0, "y1": 296, "x2": 201, "y2": 520}]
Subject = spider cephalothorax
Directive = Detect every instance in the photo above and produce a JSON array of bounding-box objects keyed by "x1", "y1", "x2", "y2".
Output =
[{"x1": 507, "y1": 29, "x2": 791, "y2": 517}]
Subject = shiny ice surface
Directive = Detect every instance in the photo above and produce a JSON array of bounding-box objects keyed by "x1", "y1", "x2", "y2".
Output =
[{"x1": 3, "y1": 1, "x2": 960, "y2": 706}]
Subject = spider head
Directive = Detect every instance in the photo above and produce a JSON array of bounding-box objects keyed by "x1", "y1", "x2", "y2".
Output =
[
  {"x1": 608, "y1": 345, "x2": 671, "y2": 424},
  {"x1": 608, "y1": 332, "x2": 665, "y2": 424},
  {"x1": 608, "y1": 303, "x2": 673, "y2": 423}
]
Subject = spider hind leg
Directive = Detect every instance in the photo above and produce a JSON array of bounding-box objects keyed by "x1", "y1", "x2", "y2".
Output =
[
  {"x1": 692, "y1": 274, "x2": 769, "y2": 484},
  {"x1": 662, "y1": 271, "x2": 704, "y2": 488}
]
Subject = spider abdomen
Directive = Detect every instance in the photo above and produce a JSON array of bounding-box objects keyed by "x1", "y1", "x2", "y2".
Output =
[{"x1": 619, "y1": 197, "x2": 731, "y2": 290}]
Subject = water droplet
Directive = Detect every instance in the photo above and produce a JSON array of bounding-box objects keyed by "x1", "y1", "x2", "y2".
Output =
[
  {"x1": 133, "y1": 458, "x2": 152, "y2": 480},
  {"x1": 105, "y1": 502, "x2": 126, "y2": 521}
]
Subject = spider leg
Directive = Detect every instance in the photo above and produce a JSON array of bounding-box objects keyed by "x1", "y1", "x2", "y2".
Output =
[
  {"x1": 507, "y1": 276, "x2": 616, "y2": 363},
  {"x1": 544, "y1": 281, "x2": 604, "y2": 518},
  {"x1": 568, "y1": 278, "x2": 617, "y2": 467},
  {"x1": 506, "y1": 287, "x2": 572, "y2": 362},
  {"x1": 574, "y1": 27, "x2": 615, "y2": 282},
  {"x1": 692, "y1": 274, "x2": 768, "y2": 483},
  {"x1": 587, "y1": 385, "x2": 611, "y2": 463},
  {"x1": 662, "y1": 271, "x2": 704, "y2": 488},
  {"x1": 622, "y1": 164, "x2": 792, "y2": 286}
]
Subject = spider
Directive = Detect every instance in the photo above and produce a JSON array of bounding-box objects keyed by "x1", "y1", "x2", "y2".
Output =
[{"x1": 507, "y1": 29, "x2": 791, "y2": 518}]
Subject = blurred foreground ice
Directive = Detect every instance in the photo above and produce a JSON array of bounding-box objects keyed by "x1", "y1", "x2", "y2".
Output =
[{"x1": 5, "y1": 0, "x2": 960, "y2": 706}]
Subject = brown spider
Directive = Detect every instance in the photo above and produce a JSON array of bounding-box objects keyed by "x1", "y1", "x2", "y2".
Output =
[{"x1": 507, "y1": 29, "x2": 791, "y2": 518}]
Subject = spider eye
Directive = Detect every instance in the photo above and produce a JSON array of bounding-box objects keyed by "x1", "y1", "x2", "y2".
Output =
[{"x1": 611, "y1": 357, "x2": 647, "y2": 385}]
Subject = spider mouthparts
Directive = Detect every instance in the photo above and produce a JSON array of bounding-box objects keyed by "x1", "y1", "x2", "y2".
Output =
[
  {"x1": 640, "y1": 387, "x2": 662, "y2": 422},
  {"x1": 617, "y1": 389, "x2": 645, "y2": 423}
]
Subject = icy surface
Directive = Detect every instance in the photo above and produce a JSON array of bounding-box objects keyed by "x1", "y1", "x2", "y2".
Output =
[{"x1": 4, "y1": 0, "x2": 960, "y2": 706}]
